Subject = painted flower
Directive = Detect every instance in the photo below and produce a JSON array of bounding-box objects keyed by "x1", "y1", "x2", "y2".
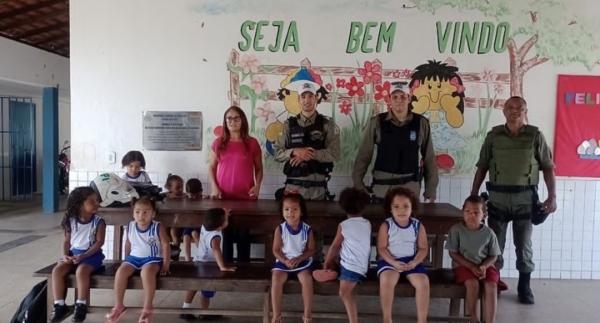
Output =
[
  {"x1": 254, "y1": 102, "x2": 275, "y2": 125},
  {"x1": 336, "y1": 78, "x2": 346, "y2": 88},
  {"x1": 239, "y1": 54, "x2": 259, "y2": 74},
  {"x1": 250, "y1": 75, "x2": 267, "y2": 93},
  {"x1": 374, "y1": 81, "x2": 391, "y2": 103},
  {"x1": 493, "y1": 83, "x2": 504, "y2": 96},
  {"x1": 325, "y1": 83, "x2": 333, "y2": 91},
  {"x1": 345, "y1": 76, "x2": 365, "y2": 97},
  {"x1": 339, "y1": 99, "x2": 352, "y2": 115},
  {"x1": 480, "y1": 68, "x2": 495, "y2": 82},
  {"x1": 358, "y1": 60, "x2": 382, "y2": 84},
  {"x1": 401, "y1": 68, "x2": 413, "y2": 79},
  {"x1": 391, "y1": 70, "x2": 401, "y2": 78}
]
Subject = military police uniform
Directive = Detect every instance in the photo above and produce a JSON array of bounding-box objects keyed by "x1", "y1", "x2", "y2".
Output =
[
  {"x1": 477, "y1": 124, "x2": 554, "y2": 273},
  {"x1": 273, "y1": 112, "x2": 340, "y2": 200},
  {"x1": 352, "y1": 111, "x2": 438, "y2": 200}
]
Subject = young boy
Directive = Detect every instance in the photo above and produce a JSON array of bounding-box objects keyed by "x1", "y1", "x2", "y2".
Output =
[
  {"x1": 180, "y1": 208, "x2": 236, "y2": 320},
  {"x1": 446, "y1": 195, "x2": 501, "y2": 323}
]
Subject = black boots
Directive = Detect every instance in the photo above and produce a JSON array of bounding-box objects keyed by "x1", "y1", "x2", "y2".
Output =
[{"x1": 517, "y1": 272, "x2": 535, "y2": 304}]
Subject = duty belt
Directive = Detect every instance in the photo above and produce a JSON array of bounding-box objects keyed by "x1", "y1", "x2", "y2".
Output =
[
  {"x1": 285, "y1": 179, "x2": 328, "y2": 188},
  {"x1": 372, "y1": 176, "x2": 415, "y2": 186},
  {"x1": 486, "y1": 182, "x2": 537, "y2": 193}
]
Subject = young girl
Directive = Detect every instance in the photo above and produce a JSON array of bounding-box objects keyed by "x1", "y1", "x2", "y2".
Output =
[
  {"x1": 50, "y1": 187, "x2": 105, "y2": 323},
  {"x1": 121, "y1": 150, "x2": 152, "y2": 184},
  {"x1": 164, "y1": 174, "x2": 185, "y2": 260},
  {"x1": 271, "y1": 193, "x2": 316, "y2": 323},
  {"x1": 105, "y1": 197, "x2": 170, "y2": 323},
  {"x1": 446, "y1": 195, "x2": 501, "y2": 323},
  {"x1": 182, "y1": 178, "x2": 204, "y2": 261},
  {"x1": 180, "y1": 208, "x2": 236, "y2": 321},
  {"x1": 323, "y1": 187, "x2": 371, "y2": 323},
  {"x1": 377, "y1": 187, "x2": 430, "y2": 323}
]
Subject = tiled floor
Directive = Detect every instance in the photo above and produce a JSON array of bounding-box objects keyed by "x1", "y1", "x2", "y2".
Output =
[{"x1": 0, "y1": 196, "x2": 598, "y2": 322}]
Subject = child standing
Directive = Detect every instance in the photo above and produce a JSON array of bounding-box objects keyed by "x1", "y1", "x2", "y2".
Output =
[
  {"x1": 182, "y1": 178, "x2": 203, "y2": 261},
  {"x1": 164, "y1": 174, "x2": 185, "y2": 261},
  {"x1": 121, "y1": 150, "x2": 152, "y2": 184},
  {"x1": 105, "y1": 197, "x2": 170, "y2": 323},
  {"x1": 271, "y1": 193, "x2": 316, "y2": 323},
  {"x1": 50, "y1": 187, "x2": 106, "y2": 323},
  {"x1": 323, "y1": 187, "x2": 371, "y2": 323},
  {"x1": 377, "y1": 187, "x2": 430, "y2": 323},
  {"x1": 446, "y1": 195, "x2": 501, "y2": 323},
  {"x1": 180, "y1": 208, "x2": 236, "y2": 321}
]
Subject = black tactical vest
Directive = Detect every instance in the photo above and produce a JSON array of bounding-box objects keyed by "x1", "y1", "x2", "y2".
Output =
[
  {"x1": 284, "y1": 114, "x2": 334, "y2": 177},
  {"x1": 373, "y1": 113, "x2": 421, "y2": 175}
]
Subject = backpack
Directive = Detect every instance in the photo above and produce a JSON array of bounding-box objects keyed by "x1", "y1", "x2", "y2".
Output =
[{"x1": 10, "y1": 280, "x2": 47, "y2": 323}]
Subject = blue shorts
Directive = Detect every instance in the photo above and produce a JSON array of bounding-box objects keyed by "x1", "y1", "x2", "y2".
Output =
[
  {"x1": 71, "y1": 248, "x2": 105, "y2": 270},
  {"x1": 339, "y1": 266, "x2": 365, "y2": 283},
  {"x1": 182, "y1": 228, "x2": 199, "y2": 236},
  {"x1": 201, "y1": 290, "x2": 216, "y2": 298},
  {"x1": 123, "y1": 255, "x2": 163, "y2": 269},
  {"x1": 376, "y1": 256, "x2": 427, "y2": 277},
  {"x1": 272, "y1": 258, "x2": 313, "y2": 275}
]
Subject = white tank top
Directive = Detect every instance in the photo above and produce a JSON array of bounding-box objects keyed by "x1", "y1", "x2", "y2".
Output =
[
  {"x1": 70, "y1": 215, "x2": 104, "y2": 250},
  {"x1": 385, "y1": 217, "x2": 420, "y2": 258},
  {"x1": 280, "y1": 222, "x2": 311, "y2": 260},
  {"x1": 127, "y1": 220, "x2": 161, "y2": 258},
  {"x1": 340, "y1": 217, "x2": 371, "y2": 275},
  {"x1": 195, "y1": 226, "x2": 223, "y2": 262}
]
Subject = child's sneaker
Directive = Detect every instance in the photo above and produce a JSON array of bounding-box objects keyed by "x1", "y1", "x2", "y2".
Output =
[
  {"x1": 170, "y1": 244, "x2": 181, "y2": 261},
  {"x1": 72, "y1": 303, "x2": 87, "y2": 322},
  {"x1": 50, "y1": 303, "x2": 71, "y2": 322}
]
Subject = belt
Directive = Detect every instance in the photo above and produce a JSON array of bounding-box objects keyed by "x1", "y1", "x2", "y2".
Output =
[
  {"x1": 285, "y1": 179, "x2": 327, "y2": 188},
  {"x1": 486, "y1": 182, "x2": 537, "y2": 193},
  {"x1": 372, "y1": 176, "x2": 415, "y2": 186}
]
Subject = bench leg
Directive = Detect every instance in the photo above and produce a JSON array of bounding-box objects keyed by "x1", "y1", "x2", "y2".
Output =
[
  {"x1": 46, "y1": 277, "x2": 53, "y2": 318},
  {"x1": 448, "y1": 298, "x2": 461, "y2": 323},
  {"x1": 262, "y1": 290, "x2": 270, "y2": 323}
]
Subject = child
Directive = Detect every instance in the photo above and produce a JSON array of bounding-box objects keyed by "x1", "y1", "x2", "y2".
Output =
[
  {"x1": 446, "y1": 195, "x2": 501, "y2": 323},
  {"x1": 105, "y1": 197, "x2": 170, "y2": 323},
  {"x1": 323, "y1": 187, "x2": 371, "y2": 323},
  {"x1": 377, "y1": 187, "x2": 430, "y2": 323},
  {"x1": 180, "y1": 208, "x2": 236, "y2": 321},
  {"x1": 164, "y1": 174, "x2": 185, "y2": 260},
  {"x1": 271, "y1": 193, "x2": 316, "y2": 323},
  {"x1": 121, "y1": 150, "x2": 152, "y2": 184},
  {"x1": 50, "y1": 187, "x2": 106, "y2": 323},
  {"x1": 182, "y1": 178, "x2": 203, "y2": 261}
]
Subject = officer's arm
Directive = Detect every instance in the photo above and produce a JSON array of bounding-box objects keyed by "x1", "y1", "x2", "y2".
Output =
[
  {"x1": 471, "y1": 134, "x2": 492, "y2": 196},
  {"x1": 352, "y1": 117, "x2": 377, "y2": 191},
  {"x1": 471, "y1": 167, "x2": 488, "y2": 196},
  {"x1": 420, "y1": 118, "x2": 438, "y2": 200},
  {"x1": 312, "y1": 121, "x2": 340, "y2": 163},
  {"x1": 273, "y1": 121, "x2": 294, "y2": 162}
]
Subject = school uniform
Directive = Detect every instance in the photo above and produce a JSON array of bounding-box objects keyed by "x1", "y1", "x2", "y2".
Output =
[
  {"x1": 69, "y1": 215, "x2": 105, "y2": 270},
  {"x1": 124, "y1": 220, "x2": 163, "y2": 269},
  {"x1": 272, "y1": 222, "x2": 313, "y2": 273},
  {"x1": 376, "y1": 217, "x2": 427, "y2": 276}
]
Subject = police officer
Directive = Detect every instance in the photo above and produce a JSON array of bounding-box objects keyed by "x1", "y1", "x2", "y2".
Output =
[
  {"x1": 273, "y1": 81, "x2": 340, "y2": 200},
  {"x1": 471, "y1": 96, "x2": 557, "y2": 304},
  {"x1": 352, "y1": 81, "x2": 438, "y2": 202}
]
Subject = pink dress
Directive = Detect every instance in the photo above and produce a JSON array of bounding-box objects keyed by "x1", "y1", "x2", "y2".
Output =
[{"x1": 211, "y1": 137, "x2": 261, "y2": 200}]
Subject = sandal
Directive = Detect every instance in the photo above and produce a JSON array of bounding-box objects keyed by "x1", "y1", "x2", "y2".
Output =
[
  {"x1": 105, "y1": 304, "x2": 126, "y2": 323},
  {"x1": 303, "y1": 316, "x2": 312, "y2": 323},
  {"x1": 138, "y1": 308, "x2": 153, "y2": 323}
]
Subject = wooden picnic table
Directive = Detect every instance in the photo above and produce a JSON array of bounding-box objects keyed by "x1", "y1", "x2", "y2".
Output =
[{"x1": 99, "y1": 199, "x2": 462, "y2": 268}]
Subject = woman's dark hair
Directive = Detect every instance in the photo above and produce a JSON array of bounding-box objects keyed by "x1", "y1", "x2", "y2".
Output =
[
  {"x1": 204, "y1": 208, "x2": 226, "y2": 231},
  {"x1": 279, "y1": 192, "x2": 308, "y2": 223},
  {"x1": 61, "y1": 186, "x2": 98, "y2": 233},
  {"x1": 164, "y1": 174, "x2": 184, "y2": 189},
  {"x1": 463, "y1": 195, "x2": 487, "y2": 215},
  {"x1": 121, "y1": 150, "x2": 146, "y2": 168},
  {"x1": 383, "y1": 187, "x2": 419, "y2": 215},
  {"x1": 131, "y1": 196, "x2": 158, "y2": 213},
  {"x1": 216, "y1": 106, "x2": 250, "y2": 157},
  {"x1": 186, "y1": 178, "x2": 203, "y2": 194},
  {"x1": 339, "y1": 187, "x2": 370, "y2": 215}
]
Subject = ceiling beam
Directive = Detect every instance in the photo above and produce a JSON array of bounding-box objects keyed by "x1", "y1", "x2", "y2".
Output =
[
  {"x1": 0, "y1": 0, "x2": 65, "y2": 20},
  {"x1": 0, "y1": 8, "x2": 67, "y2": 31},
  {"x1": 13, "y1": 21, "x2": 68, "y2": 38}
]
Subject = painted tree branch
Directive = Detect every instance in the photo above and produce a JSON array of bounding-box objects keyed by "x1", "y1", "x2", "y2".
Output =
[
  {"x1": 521, "y1": 55, "x2": 549, "y2": 72},
  {"x1": 516, "y1": 34, "x2": 539, "y2": 62},
  {"x1": 507, "y1": 38, "x2": 517, "y2": 65}
]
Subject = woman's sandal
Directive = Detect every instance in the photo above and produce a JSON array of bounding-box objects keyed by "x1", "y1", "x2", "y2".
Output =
[
  {"x1": 105, "y1": 304, "x2": 126, "y2": 323},
  {"x1": 138, "y1": 308, "x2": 153, "y2": 323}
]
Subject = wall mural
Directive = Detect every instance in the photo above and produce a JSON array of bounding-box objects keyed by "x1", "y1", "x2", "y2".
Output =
[{"x1": 197, "y1": 0, "x2": 600, "y2": 176}]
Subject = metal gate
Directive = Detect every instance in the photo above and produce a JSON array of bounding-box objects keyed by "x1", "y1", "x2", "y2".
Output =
[{"x1": 0, "y1": 96, "x2": 36, "y2": 200}]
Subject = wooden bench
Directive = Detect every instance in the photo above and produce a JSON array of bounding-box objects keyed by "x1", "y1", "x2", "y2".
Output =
[{"x1": 34, "y1": 261, "x2": 273, "y2": 323}]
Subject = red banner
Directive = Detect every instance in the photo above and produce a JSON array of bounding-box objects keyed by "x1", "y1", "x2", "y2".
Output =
[{"x1": 555, "y1": 75, "x2": 600, "y2": 177}]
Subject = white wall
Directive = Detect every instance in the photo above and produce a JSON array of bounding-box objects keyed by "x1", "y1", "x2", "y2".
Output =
[
  {"x1": 70, "y1": 0, "x2": 600, "y2": 278},
  {"x1": 0, "y1": 37, "x2": 70, "y2": 194}
]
